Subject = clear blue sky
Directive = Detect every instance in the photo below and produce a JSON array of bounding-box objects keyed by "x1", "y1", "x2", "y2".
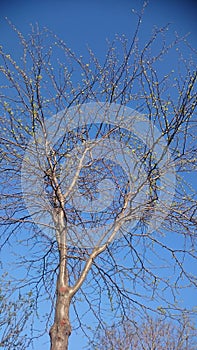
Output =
[
  {"x1": 1, "y1": 0, "x2": 197, "y2": 54},
  {"x1": 0, "y1": 1, "x2": 197, "y2": 349}
]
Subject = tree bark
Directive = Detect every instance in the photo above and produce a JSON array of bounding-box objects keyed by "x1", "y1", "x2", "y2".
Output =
[
  {"x1": 49, "y1": 287, "x2": 71, "y2": 350},
  {"x1": 50, "y1": 207, "x2": 72, "y2": 350}
]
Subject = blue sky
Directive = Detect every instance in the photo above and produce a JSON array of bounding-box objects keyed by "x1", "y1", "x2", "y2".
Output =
[
  {"x1": 1, "y1": 0, "x2": 197, "y2": 54},
  {"x1": 0, "y1": 1, "x2": 197, "y2": 349}
]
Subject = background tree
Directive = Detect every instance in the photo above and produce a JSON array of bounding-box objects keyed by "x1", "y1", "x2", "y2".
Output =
[
  {"x1": 0, "y1": 8, "x2": 197, "y2": 350},
  {"x1": 92, "y1": 314, "x2": 196, "y2": 350}
]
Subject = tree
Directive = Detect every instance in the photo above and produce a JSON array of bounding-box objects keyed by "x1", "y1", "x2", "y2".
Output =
[
  {"x1": 92, "y1": 314, "x2": 196, "y2": 350},
  {"x1": 0, "y1": 8, "x2": 197, "y2": 350}
]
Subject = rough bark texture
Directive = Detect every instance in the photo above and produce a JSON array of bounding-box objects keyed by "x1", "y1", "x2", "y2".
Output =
[{"x1": 49, "y1": 289, "x2": 71, "y2": 350}]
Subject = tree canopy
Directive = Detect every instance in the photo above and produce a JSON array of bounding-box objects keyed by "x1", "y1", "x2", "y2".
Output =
[{"x1": 0, "y1": 11, "x2": 197, "y2": 349}]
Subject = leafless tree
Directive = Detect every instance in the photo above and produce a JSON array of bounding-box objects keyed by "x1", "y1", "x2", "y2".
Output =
[
  {"x1": 92, "y1": 314, "x2": 196, "y2": 350},
  {"x1": 0, "y1": 7, "x2": 196, "y2": 350}
]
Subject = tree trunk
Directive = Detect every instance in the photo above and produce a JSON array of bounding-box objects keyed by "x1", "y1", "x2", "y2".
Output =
[
  {"x1": 49, "y1": 287, "x2": 71, "y2": 350},
  {"x1": 50, "y1": 207, "x2": 72, "y2": 350}
]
